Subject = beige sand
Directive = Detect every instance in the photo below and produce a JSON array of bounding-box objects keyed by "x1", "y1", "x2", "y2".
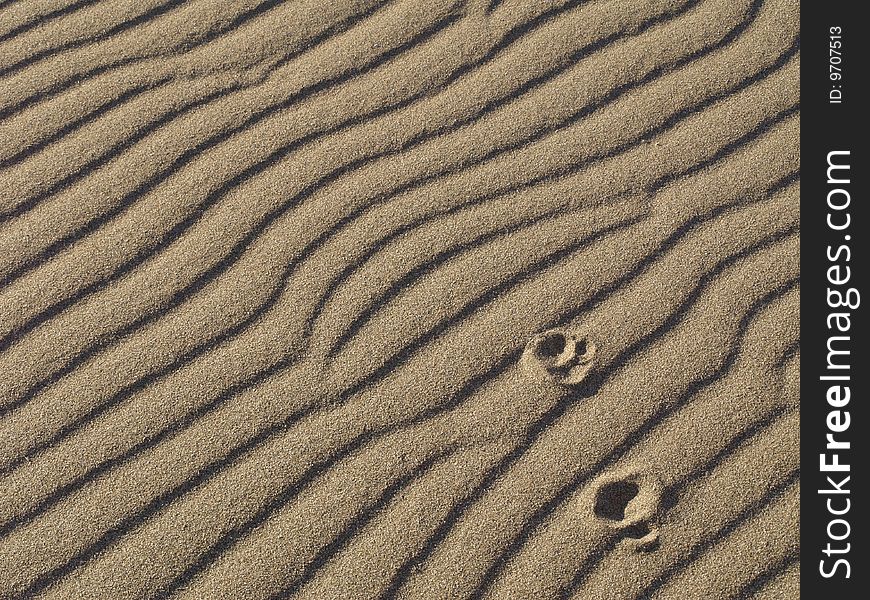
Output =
[{"x1": 0, "y1": 0, "x2": 799, "y2": 598}]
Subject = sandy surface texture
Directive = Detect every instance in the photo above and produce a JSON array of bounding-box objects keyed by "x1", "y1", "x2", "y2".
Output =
[{"x1": 0, "y1": 0, "x2": 799, "y2": 598}]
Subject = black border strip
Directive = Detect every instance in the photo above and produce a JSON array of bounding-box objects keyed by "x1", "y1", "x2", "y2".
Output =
[{"x1": 802, "y1": 1, "x2": 866, "y2": 595}]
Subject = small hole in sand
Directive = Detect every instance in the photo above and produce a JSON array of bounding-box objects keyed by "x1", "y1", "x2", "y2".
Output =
[
  {"x1": 594, "y1": 481, "x2": 639, "y2": 521},
  {"x1": 537, "y1": 332, "x2": 566, "y2": 358},
  {"x1": 623, "y1": 522, "x2": 650, "y2": 539},
  {"x1": 575, "y1": 338, "x2": 588, "y2": 357}
]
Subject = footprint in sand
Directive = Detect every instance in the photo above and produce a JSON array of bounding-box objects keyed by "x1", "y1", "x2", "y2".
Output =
[
  {"x1": 590, "y1": 469, "x2": 663, "y2": 552},
  {"x1": 521, "y1": 327, "x2": 597, "y2": 386}
]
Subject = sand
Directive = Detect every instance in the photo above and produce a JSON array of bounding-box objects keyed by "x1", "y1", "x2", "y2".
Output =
[{"x1": 0, "y1": 0, "x2": 799, "y2": 598}]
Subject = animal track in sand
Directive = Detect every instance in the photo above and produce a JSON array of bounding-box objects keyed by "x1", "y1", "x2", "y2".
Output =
[
  {"x1": 591, "y1": 469, "x2": 663, "y2": 552},
  {"x1": 521, "y1": 327, "x2": 597, "y2": 386}
]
